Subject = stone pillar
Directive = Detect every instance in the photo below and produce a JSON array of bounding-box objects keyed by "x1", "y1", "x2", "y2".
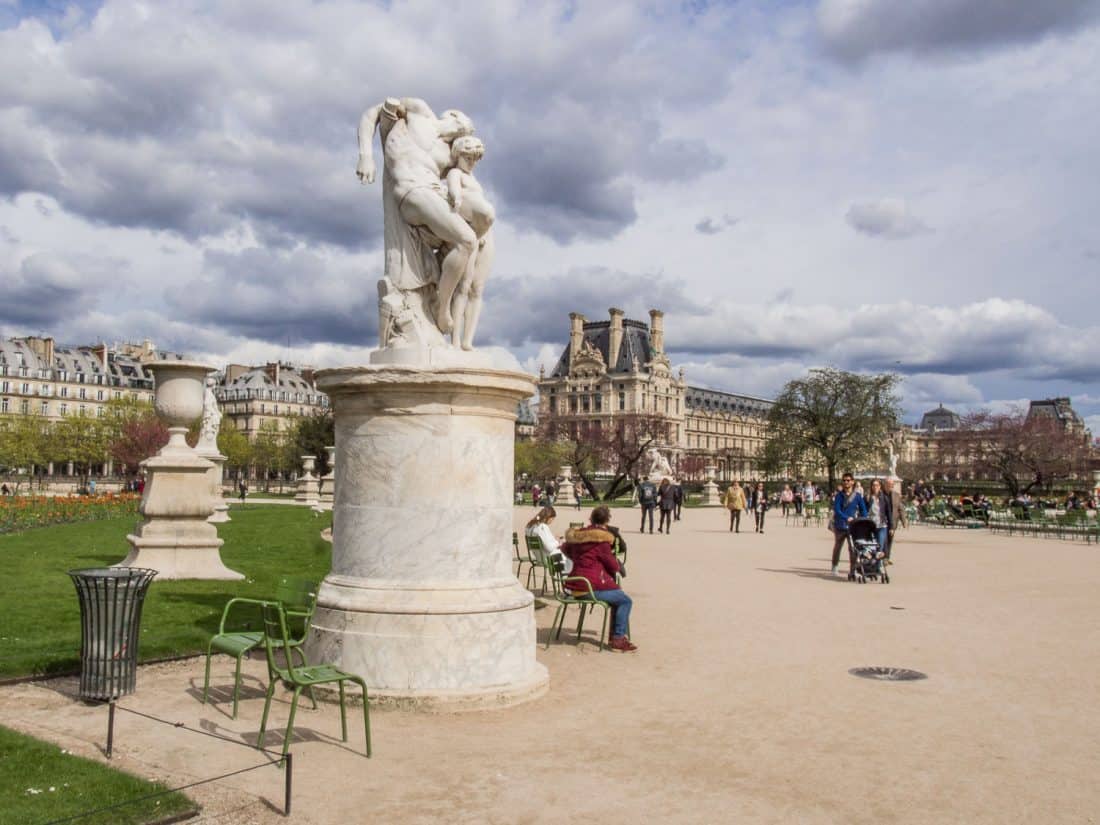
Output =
[
  {"x1": 119, "y1": 361, "x2": 242, "y2": 580},
  {"x1": 66, "y1": 462, "x2": 74, "y2": 477},
  {"x1": 295, "y1": 456, "x2": 320, "y2": 505},
  {"x1": 319, "y1": 446, "x2": 336, "y2": 505},
  {"x1": 701, "y1": 463, "x2": 722, "y2": 506},
  {"x1": 47, "y1": 462, "x2": 54, "y2": 476},
  {"x1": 556, "y1": 465, "x2": 577, "y2": 506},
  {"x1": 307, "y1": 364, "x2": 547, "y2": 709}
]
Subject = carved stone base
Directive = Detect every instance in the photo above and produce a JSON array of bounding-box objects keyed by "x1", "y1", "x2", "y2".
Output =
[
  {"x1": 307, "y1": 361, "x2": 546, "y2": 706},
  {"x1": 119, "y1": 451, "x2": 242, "y2": 580},
  {"x1": 701, "y1": 480, "x2": 723, "y2": 506}
]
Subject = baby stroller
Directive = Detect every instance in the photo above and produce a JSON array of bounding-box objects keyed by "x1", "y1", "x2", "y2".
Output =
[{"x1": 847, "y1": 518, "x2": 889, "y2": 584}]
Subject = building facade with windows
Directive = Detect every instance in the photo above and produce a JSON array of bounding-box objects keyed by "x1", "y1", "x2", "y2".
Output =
[
  {"x1": 213, "y1": 362, "x2": 329, "y2": 441},
  {"x1": 0, "y1": 336, "x2": 172, "y2": 422},
  {"x1": 536, "y1": 309, "x2": 773, "y2": 479}
]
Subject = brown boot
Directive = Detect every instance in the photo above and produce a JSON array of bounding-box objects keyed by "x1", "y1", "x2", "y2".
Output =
[{"x1": 610, "y1": 636, "x2": 637, "y2": 652}]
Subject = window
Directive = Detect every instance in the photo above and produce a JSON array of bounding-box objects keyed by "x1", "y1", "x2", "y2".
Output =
[
  {"x1": 59, "y1": 403, "x2": 67, "y2": 416},
  {"x1": 581, "y1": 395, "x2": 590, "y2": 413},
  {"x1": 0, "y1": 381, "x2": 7, "y2": 393},
  {"x1": 0, "y1": 398, "x2": 7, "y2": 413},
  {"x1": 96, "y1": 390, "x2": 104, "y2": 401},
  {"x1": 21, "y1": 383, "x2": 30, "y2": 394},
  {"x1": 96, "y1": 406, "x2": 105, "y2": 417},
  {"x1": 618, "y1": 392, "x2": 625, "y2": 411},
  {"x1": 40, "y1": 401, "x2": 48, "y2": 415},
  {"x1": 114, "y1": 391, "x2": 121, "y2": 400},
  {"x1": 78, "y1": 404, "x2": 86, "y2": 416},
  {"x1": 60, "y1": 386, "x2": 69, "y2": 398},
  {"x1": 594, "y1": 394, "x2": 602, "y2": 413},
  {"x1": 20, "y1": 399, "x2": 30, "y2": 414},
  {"x1": 78, "y1": 388, "x2": 87, "y2": 400}
]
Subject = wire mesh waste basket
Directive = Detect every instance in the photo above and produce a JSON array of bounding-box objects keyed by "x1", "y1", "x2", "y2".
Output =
[{"x1": 69, "y1": 568, "x2": 158, "y2": 701}]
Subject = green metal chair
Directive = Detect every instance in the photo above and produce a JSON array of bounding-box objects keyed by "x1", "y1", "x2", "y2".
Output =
[
  {"x1": 543, "y1": 555, "x2": 613, "y2": 651},
  {"x1": 202, "y1": 577, "x2": 318, "y2": 719},
  {"x1": 524, "y1": 533, "x2": 549, "y2": 593},
  {"x1": 258, "y1": 601, "x2": 371, "y2": 759}
]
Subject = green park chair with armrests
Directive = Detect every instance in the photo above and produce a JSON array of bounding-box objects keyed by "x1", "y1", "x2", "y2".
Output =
[
  {"x1": 258, "y1": 602, "x2": 371, "y2": 759},
  {"x1": 524, "y1": 533, "x2": 549, "y2": 593},
  {"x1": 543, "y1": 555, "x2": 612, "y2": 652},
  {"x1": 202, "y1": 577, "x2": 318, "y2": 719}
]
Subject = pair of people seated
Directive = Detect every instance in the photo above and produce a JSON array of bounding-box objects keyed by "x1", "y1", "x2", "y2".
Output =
[{"x1": 525, "y1": 504, "x2": 636, "y2": 652}]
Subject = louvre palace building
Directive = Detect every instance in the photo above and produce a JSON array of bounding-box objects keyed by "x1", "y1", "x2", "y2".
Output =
[{"x1": 537, "y1": 309, "x2": 773, "y2": 480}]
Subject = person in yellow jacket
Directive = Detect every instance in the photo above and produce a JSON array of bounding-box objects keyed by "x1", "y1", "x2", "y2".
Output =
[{"x1": 724, "y1": 481, "x2": 747, "y2": 533}]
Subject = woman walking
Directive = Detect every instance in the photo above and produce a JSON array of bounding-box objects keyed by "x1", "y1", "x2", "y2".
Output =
[
  {"x1": 657, "y1": 478, "x2": 676, "y2": 534},
  {"x1": 751, "y1": 482, "x2": 769, "y2": 534},
  {"x1": 864, "y1": 478, "x2": 891, "y2": 557},
  {"x1": 725, "y1": 481, "x2": 746, "y2": 533}
]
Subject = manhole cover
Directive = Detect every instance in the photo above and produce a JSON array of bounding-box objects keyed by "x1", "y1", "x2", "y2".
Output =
[{"x1": 849, "y1": 667, "x2": 927, "y2": 681}]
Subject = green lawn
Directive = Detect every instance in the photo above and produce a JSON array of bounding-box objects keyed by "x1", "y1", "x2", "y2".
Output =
[
  {"x1": 0, "y1": 505, "x2": 332, "y2": 679},
  {"x1": 0, "y1": 724, "x2": 194, "y2": 825}
]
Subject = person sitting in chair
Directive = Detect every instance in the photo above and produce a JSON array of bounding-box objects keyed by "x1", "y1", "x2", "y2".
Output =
[
  {"x1": 563, "y1": 505, "x2": 636, "y2": 652},
  {"x1": 524, "y1": 506, "x2": 571, "y2": 574}
]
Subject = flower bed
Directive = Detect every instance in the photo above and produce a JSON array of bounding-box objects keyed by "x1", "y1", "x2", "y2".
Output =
[{"x1": 0, "y1": 493, "x2": 140, "y2": 535}]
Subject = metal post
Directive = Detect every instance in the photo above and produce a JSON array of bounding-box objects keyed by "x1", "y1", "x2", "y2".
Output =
[
  {"x1": 284, "y1": 752, "x2": 293, "y2": 816},
  {"x1": 106, "y1": 700, "x2": 116, "y2": 758}
]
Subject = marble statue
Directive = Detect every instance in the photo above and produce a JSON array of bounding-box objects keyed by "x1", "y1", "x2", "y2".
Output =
[
  {"x1": 357, "y1": 97, "x2": 496, "y2": 351},
  {"x1": 198, "y1": 376, "x2": 220, "y2": 451},
  {"x1": 644, "y1": 447, "x2": 673, "y2": 481}
]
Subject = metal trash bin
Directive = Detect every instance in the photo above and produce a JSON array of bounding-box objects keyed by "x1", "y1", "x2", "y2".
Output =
[{"x1": 69, "y1": 568, "x2": 157, "y2": 701}]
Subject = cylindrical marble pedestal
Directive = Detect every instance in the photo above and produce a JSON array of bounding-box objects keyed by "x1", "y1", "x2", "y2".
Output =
[{"x1": 307, "y1": 364, "x2": 548, "y2": 709}]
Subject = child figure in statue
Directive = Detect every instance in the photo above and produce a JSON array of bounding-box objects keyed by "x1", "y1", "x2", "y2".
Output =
[{"x1": 444, "y1": 135, "x2": 495, "y2": 350}]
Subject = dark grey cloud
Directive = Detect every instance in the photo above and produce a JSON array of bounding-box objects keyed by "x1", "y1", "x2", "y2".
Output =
[
  {"x1": 819, "y1": 0, "x2": 1100, "y2": 61},
  {"x1": 479, "y1": 267, "x2": 705, "y2": 348},
  {"x1": 846, "y1": 199, "x2": 930, "y2": 239},
  {"x1": 694, "y1": 214, "x2": 738, "y2": 235},
  {"x1": 0, "y1": 3, "x2": 727, "y2": 249},
  {"x1": 168, "y1": 247, "x2": 378, "y2": 346},
  {"x1": 0, "y1": 253, "x2": 95, "y2": 325}
]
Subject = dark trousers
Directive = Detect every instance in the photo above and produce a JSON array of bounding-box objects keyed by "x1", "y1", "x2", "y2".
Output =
[
  {"x1": 729, "y1": 509, "x2": 741, "y2": 532},
  {"x1": 886, "y1": 530, "x2": 895, "y2": 559},
  {"x1": 755, "y1": 508, "x2": 766, "y2": 531},
  {"x1": 674, "y1": 502, "x2": 682, "y2": 521},
  {"x1": 640, "y1": 505, "x2": 655, "y2": 532},
  {"x1": 658, "y1": 509, "x2": 672, "y2": 533},
  {"x1": 831, "y1": 530, "x2": 853, "y2": 570}
]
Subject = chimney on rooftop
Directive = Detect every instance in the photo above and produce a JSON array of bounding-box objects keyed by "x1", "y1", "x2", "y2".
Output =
[
  {"x1": 568, "y1": 312, "x2": 586, "y2": 366},
  {"x1": 649, "y1": 309, "x2": 664, "y2": 355},
  {"x1": 265, "y1": 362, "x2": 281, "y2": 386},
  {"x1": 608, "y1": 308, "x2": 624, "y2": 370}
]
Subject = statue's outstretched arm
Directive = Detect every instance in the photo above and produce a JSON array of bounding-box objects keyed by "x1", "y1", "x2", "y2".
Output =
[{"x1": 356, "y1": 103, "x2": 384, "y2": 184}]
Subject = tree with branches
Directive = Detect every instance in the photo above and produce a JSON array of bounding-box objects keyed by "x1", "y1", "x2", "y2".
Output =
[{"x1": 764, "y1": 368, "x2": 901, "y2": 492}]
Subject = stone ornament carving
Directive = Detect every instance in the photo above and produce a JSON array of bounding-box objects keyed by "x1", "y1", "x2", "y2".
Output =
[
  {"x1": 358, "y1": 97, "x2": 496, "y2": 352},
  {"x1": 644, "y1": 447, "x2": 674, "y2": 481},
  {"x1": 198, "y1": 376, "x2": 221, "y2": 452}
]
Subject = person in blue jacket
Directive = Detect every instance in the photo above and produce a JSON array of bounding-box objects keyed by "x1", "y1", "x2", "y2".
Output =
[{"x1": 830, "y1": 473, "x2": 867, "y2": 578}]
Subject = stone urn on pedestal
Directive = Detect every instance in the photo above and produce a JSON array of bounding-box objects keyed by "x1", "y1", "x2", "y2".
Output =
[
  {"x1": 119, "y1": 362, "x2": 242, "y2": 580},
  {"x1": 295, "y1": 456, "x2": 320, "y2": 506},
  {"x1": 318, "y1": 446, "x2": 336, "y2": 510},
  {"x1": 701, "y1": 464, "x2": 722, "y2": 506},
  {"x1": 556, "y1": 464, "x2": 577, "y2": 506}
]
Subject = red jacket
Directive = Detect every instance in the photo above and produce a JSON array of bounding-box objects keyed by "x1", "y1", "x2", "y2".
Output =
[{"x1": 563, "y1": 526, "x2": 622, "y2": 592}]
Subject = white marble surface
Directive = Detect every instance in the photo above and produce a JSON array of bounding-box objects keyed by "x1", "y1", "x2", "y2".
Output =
[
  {"x1": 118, "y1": 361, "x2": 241, "y2": 580},
  {"x1": 306, "y1": 363, "x2": 545, "y2": 705}
]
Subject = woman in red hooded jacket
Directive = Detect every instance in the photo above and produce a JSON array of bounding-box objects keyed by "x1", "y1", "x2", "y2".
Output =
[{"x1": 563, "y1": 505, "x2": 636, "y2": 652}]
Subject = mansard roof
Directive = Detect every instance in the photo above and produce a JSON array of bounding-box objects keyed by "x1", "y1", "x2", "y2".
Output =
[
  {"x1": 685, "y1": 386, "x2": 772, "y2": 417},
  {"x1": 549, "y1": 318, "x2": 653, "y2": 378}
]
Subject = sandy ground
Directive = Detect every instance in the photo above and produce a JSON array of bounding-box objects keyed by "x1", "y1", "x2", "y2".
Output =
[{"x1": 4, "y1": 507, "x2": 1099, "y2": 825}]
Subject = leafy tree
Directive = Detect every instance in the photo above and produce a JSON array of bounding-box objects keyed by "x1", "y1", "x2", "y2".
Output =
[
  {"x1": 764, "y1": 368, "x2": 901, "y2": 491},
  {"x1": 217, "y1": 415, "x2": 252, "y2": 477},
  {"x1": 251, "y1": 420, "x2": 295, "y2": 491},
  {"x1": 0, "y1": 413, "x2": 50, "y2": 491},
  {"x1": 514, "y1": 439, "x2": 574, "y2": 484},
  {"x1": 288, "y1": 411, "x2": 335, "y2": 475},
  {"x1": 51, "y1": 411, "x2": 111, "y2": 484}
]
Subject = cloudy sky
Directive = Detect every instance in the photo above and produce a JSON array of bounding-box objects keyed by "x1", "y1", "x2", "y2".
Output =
[{"x1": 1, "y1": 0, "x2": 1098, "y2": 430}]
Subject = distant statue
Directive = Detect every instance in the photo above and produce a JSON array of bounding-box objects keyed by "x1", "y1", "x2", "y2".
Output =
[
  {"x1": 644, "y1": 447, "x2": 673, "y2": 481},
  {"x1": 198, "y1": 376, "x2": 220, "y2": 451},
  {"x1": 357, "y1": 97, "x2": 495, "y2": 351},
  {"x1": 887, "y1": 440, "x2": 899, "y2": 478}
]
